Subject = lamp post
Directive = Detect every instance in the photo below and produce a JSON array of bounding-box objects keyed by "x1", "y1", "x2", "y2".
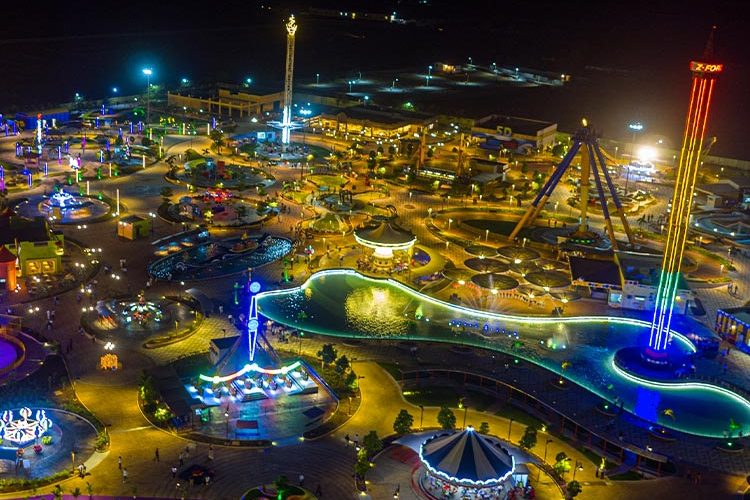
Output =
[
  {"x1": 315, "y1": 73, "x2": 320, "y2": 85},
  {"x1": 419, "y1": 405, "x2": 424, "y2": 430},
  {"x1": 537, "y1": 439, "x2": 554, "y2": 482},
  {"x1": 224, "y1": 409, "x2": 230, "y2": 438},
  {"x1": 348, "y1": 80, "x2": 354, "y2": 93},
  {"x1": 142, "y1": 68, "x2": 153, "y2": 126},
  {"x1": 507, "y1": 418, "x2": 514, "y2": 440},
  {"x1": 392, "y1": 78, "x2": 399, "y2": 90},
  {"x1": 573, "y1": 460, "x2": 583, "y2": 480},
  {"x1": 428, "y1": 65, "x2": 432, "y2": 77}
]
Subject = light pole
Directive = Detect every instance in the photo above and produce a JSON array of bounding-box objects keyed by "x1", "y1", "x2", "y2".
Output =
[
  {"x1": 348, "y1": 80, "x2": 354, "y2": 93},
  {"x1": 392, "y1": 78, "x2": 399, "y2": 90},
  {"x1": 419, "y1": 405, "x2": 424, "y2": 430},
  {"x1": 507, "y1": 418, "x2": 514, "y2": 440},
  {"x1": 315, "y1": 73, "x2": 320, "y2": 85},
  {"x1": 142, "y1": 68, "x2": 153, "y2": 125},
  {"x1": 428, "y1": 65, "x2": 432, "y2": 77},
  {"x1": 537, "y1": 439, "x2": 554, "y2": 482},
  {"x1": 573, "y1": 460, "x2": 583, "y2": 480}
]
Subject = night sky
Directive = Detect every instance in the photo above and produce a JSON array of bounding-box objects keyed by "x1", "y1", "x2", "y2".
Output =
[{"x1": 1, "y1": 0, "x2": 747, "y2": 157}]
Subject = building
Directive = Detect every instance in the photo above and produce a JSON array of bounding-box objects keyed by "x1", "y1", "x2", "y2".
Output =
[
  {"x1": 695, "y1": 175, "x2": 750, "y2": 209},
  {"x1": 168, "y1": 88, "x2": 284, "y2": 119},
  {"x1": 117, "y1": 215, "x2": 152, "y2": 240},
  {"x1": 0, "y1": 246, "x2": 17, "y2": 291},
  {"x1": 471, "y1": 115, "x2": 557, "y2": 152},
  {"x1": 310, "y1": 106, "x2": 436, "y2": 139},
  {"x1": 715, "y1": 307, "x2": 750, "y2": 349},
  {"x1": 614, "y1": 253, "x2": 691, "y2": 314},
  {"x1": 0, "y1": 217, "x2": 64, "y2": 277},
  {"x1": 568, "y1": 256, "x2": 622, "y2": 301}
]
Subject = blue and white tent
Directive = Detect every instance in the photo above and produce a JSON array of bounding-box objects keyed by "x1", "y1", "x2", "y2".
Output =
[{"x1": 419, "y1": 428, "x2": 515, "y2": 488}]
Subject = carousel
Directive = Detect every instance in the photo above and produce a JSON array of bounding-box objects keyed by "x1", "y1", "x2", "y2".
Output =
[
  {"x1": 418, "y1": 427, "x2": 528, "y2": 499},
  {"x1": 354, "y1": 221, "x2": 416, "y2": 272}
]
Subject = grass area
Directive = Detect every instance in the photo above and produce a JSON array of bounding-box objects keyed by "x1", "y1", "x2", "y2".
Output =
[
  {"x1": 403, "y1": 386, "x2": 461, "y2": 408},
  {"x1": 308, "y1": 174, "x2": 348, "y2": 188},
  {"x1": 283, "y1": 190, "x2": 309, "y2": 204},
  {"x1": 402, "y1": 384, "x2": 499, "y2": 413},
  {"x1": 378, "y1": 362, "x2": 403, "y2": 382},
  {"x1": 493, "y1": 404, "x2": 545, "y2": 429}
]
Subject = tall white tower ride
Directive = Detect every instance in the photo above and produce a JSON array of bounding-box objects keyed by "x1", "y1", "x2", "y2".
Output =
[{"x1": 281, "y1": 15, "x2": 297, "y2": 147}]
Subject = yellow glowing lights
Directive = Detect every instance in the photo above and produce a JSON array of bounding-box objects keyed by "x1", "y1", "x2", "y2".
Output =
[
  {"x1": 637, "y1": 145, "x2": 657, "y2": 162},
  {"x1": 285, "y1": 15, "x2": 298, "y2": 36}
]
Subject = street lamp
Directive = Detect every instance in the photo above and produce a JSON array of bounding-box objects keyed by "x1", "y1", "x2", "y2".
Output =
[
  {"x1": 142, "y1": 68, "x2": 153, "y2": 125},
  {"x1": 537, "y1": 439, "x2": 554, "y2": 482},
  {"x1": 348, "y1": 80, "x2": 354, "y2": 93},
  {"x1": 315, "y1": 73, "x2": 320, "y2": 85},
  {"x1": 507, "y1": 418, "x2": 514, "y2": 440},
  {"x1": 573, "y1": 460, "x2": 584, "y2": 480},
  {"x1": 392, "y1": 77, "x2": 399, "y2": 90},
  {"x1": 428, "y1": 65, "x2": 433, "y2": 77}
]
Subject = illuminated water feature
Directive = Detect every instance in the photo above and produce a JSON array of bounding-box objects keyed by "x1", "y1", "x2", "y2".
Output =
[
  {"x1": 148, "y1": 236, "x2": 292, "y2": 281},
  {"x1": 257, "y1": 270, "x2": 750, "y2": 438},
  {"x1": 14, "y1": 190, "x2": 111, "y2": 223},
  {"x1": 0, "y1": 338, "x2": 21, "y2": 373}
]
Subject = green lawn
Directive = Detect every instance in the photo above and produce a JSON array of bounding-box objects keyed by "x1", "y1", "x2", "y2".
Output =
[{"x1": 308, "y1": 174, "x2": 348, "y2": 188}]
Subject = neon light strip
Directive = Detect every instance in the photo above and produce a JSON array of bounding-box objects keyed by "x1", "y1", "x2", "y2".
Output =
[
  {"x1": 652, "y1": 72, "x2": 716, "y2": 350},
  {"x1": 610, "y1": 358, "x2": 750, "y2": 409},
  {"x1": 199, "y1": 360, "x2": 302, "y2": 384},
  {"x1": 353, "y1": 233, "x2": 417, "y2": 250},
  {"x1": 257, "y1": 269, "x2": 696, "y2": 352}
]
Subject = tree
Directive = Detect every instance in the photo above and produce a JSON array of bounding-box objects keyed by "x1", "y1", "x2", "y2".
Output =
[
  {"x1": 317, "y1": 343, "x2": 337, "y2": 366},
  {"x1": 159, "y1": 186, "x2": 174, "y2": 204},
  {"x1": 70, "y1": 487, "x2": 82, "y2": 499},
  {"x1": 519, "y1": 425, "x2": 538, "y2": 450},
  {"x1": 335, "y1": 354, "x2": 350, "y2": 374},
  {"x1": 479, "y1": 422, "x2": 490, "y2": 434},
  {"x1": 354, "y1": 455, "x2": 371, "y2": 478},
  {"x1": 388, "y1": 144, "x2": 397, "y2": 157},
  {"x1": 363, "y1": 430, "x2": 382, "y2": 455},
  {"x1": 567, "y1": 480, "x2": 583, "y2": 498},
  {"x1": 393, "y1": 409, "x2": 414, "y2": 435},
  {"x1": 86, "y1": 482, "x2": 94, "y2": 499},
  {"x1": 437, "y1": 406, "x2": 456, "y2": 430},
  {"x1": 554, "y1": 451, "x2": 571, "y2": 476},
  {"x1": 209, "y1": 129, "x2": 225, "y2": 154}
]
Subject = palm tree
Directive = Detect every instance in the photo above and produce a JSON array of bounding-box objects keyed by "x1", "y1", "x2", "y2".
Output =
[{"x1": 209, "y1": 129, "x2": 225, "y2": 155}]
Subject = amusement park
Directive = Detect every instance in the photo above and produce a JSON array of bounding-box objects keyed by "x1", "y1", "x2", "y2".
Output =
[{"x1": 2, "y1": 3, "x2": 750, "y2": 500}]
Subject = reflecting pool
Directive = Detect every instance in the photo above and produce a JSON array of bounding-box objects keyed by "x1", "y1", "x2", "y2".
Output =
[{"x1": 257, "y1": 270, "x2": 750, "y2": 438}]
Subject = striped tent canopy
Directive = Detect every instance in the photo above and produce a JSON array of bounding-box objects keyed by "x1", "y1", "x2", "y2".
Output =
[{"x1": 419, "y1": 428, "x2": 515, "y2": 487}]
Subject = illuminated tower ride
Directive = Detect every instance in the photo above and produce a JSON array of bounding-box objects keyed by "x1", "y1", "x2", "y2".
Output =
[
  {"x1": 508, "y1": 121, "x2": 635, "y2": 251},
  {"x1": 647, "y1": 31, "x2": 722, "y2": 357},
  {"x1": 281, "y1": 15, "x2": 297, "y2": 147}
]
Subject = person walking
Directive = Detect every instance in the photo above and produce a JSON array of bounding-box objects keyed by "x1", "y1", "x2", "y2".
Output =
[
  {"x1": 118, "y1": 455, "x2": 122, "y2": 470},
  {"x1": 171, "y1": 466, "x2": 177, "y2": 479},
  {"x1": 207, "y1": 444, "x2": 214, "y2": 461},
  {"x1": 298, "y1": 473, "x2": 305, "y2": 486},
  {"x1": 122, "y1": 468, "x2": 128, "y2": 483},
  {"x1": 154, "y1": 448, "x2": 160, "y2": 462},
  {"x1": 179, "y1": 452, "x2": 184, "y2": 466}
]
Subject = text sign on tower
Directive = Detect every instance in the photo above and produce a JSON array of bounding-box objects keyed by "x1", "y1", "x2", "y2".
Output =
[{"x1": 689, "y1": 61, "x2": 723, "y2": 73}]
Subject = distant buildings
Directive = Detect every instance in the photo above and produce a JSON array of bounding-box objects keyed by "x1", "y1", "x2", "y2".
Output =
[{"x1": 471, "y1": 114, "x2": 557, "y2": 152}]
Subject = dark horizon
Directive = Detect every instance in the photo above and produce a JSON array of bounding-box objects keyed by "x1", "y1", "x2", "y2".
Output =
[{"x1": 1, "y1": 0, "x2": 747, "y2": 158}]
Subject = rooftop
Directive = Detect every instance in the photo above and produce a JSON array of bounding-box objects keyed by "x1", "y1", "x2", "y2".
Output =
[
  {"x1": 0, "y1": 216, "x2": 53, "y2": 245},
  {"x1": 473, "y1": 114, "x2": 556, "y2": 135},
  {"x1": 568, "y1": 256, "x2": 621, "y2": 287},
  {"x1": 319, "y1": 105, "x2": 435, "y2": 126}
]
